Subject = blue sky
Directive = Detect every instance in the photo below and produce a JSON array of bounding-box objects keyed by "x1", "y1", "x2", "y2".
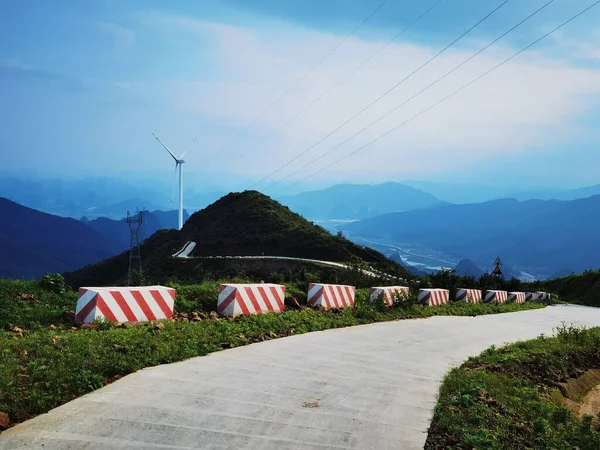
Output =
[{"x1": 1, "y1": 0, "x2": 599, "y2": 194}]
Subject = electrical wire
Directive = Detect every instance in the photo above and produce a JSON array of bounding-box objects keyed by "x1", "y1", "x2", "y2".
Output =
[
  {"x1": 273, "y1": 0, "x2": 600, "y2": 195},
  {"x1": 220, "y1": 0, "x2": 445, "y2": 180},
  {"x1": 253, "y1": 0, "x2": 511, "y2": 191},
  {"x1": 264, "y1": 0, "x2": 554, "y2": 191},
  {"x1": 204, "y1": 0, "x2": 391, "y2": 166}
]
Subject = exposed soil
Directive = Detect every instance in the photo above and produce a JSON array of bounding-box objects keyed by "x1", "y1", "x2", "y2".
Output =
[{"x1": 556, "y1": 369, "x2": 600, "y2": 428}]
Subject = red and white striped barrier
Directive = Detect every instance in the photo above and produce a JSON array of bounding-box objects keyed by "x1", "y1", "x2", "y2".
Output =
[
  {"x1": 307, "y1": 283, "x2": 355, "y2": 309},
  {"x1": 456, "y1": 288, "x2": 482, "y2": 303},
  {"x1": 75, "y1": 286, "x2": 175, "y2": 324},
  {"x1": 369, "y1": 286, "x2": 409, "y2": 306},
  {"x1": 418, "y1": 289, "x2": 449, "y2": 306},
  {"x1": 508, "y1": 292, "x2": 526, "y2": 303},
  {"x1": 525, "y1": 292, "x2": 538, "y2": 301},
  {"x1": 217, "y1": 284, "x2": 286, "y2": 317},
  {"x1": 536, "y1": 291, "x2": 548, "y2": 300},
  {"x1": 485, "y1": 290, "x2": 508, "y2": 304}
]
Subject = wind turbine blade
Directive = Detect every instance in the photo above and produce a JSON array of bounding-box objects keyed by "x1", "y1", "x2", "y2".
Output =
[
  {"x1": 179, "y1": 137, "x2": 197, "y2": 159},
  {"x1": 152, "y1": 133, "x2": 178, "y2": 161},
  {"x1": 179, "y1": 150, "x2": 188, "y2": 160}
]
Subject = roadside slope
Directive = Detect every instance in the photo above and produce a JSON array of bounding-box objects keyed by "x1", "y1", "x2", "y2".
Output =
[{"x1": 2, "y1": 305, "x2": 600, "y2": 449}]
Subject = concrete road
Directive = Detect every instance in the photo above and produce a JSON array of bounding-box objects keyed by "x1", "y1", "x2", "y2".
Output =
[{"x1": 3, "y1": 305, "x2": 600, "y2": 450}]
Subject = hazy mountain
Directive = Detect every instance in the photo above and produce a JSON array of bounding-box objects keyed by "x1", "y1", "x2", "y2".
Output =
[
  {"x1": 343, "y1": 195, "x2": 600, "y2": 278},
  {"x1": 149, "y1": 209, "x2": 191, "y2": 230},
  {"x1": 0, "y1": 197, "x2": 122, "y2": 279},
  {"x1": 454, "y1": 259, "x2": 484, "y2": 278},
  {"x1": 279, "y1": 182, "x2": 442, "y2": 219},
  {"x1": 67, "y1": 191, "x2": 411, "y2": 286},
  {"x1": 403, "y1": 181, "x2": 600, "y2": 204}
]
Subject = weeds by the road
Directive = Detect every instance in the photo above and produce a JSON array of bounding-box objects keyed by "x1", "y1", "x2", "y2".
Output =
[
  {"x1": 0, "y1": 278, "x2": 548, "y2": 430},
  {"x1": 426, "y1": 325, "x2": 600, "y2": 449}
]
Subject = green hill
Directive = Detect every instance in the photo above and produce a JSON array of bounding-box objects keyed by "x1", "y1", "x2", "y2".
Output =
[{"x1": 65, "y1": 191, "x2": 410, "y2": 287}]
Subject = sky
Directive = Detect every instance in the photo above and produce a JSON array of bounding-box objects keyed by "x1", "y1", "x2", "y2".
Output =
[{"x1": 1, "y1": 0, "x2": 600, "y2": 195}]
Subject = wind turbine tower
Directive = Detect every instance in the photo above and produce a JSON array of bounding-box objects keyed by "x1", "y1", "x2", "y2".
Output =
[{"x1": 152, "y1": 133, "x2": 196, "y2": 231}]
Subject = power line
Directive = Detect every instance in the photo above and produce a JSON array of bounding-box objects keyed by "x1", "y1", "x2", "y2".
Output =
[
  {"x1": 253, "y1": 0, "x2": 510, "y2": 191},
  {"x1": 203, "y1": 0, "x2": 391, "y2": 166},
  {"x1": 263, "y1": 0, "x2": 554, "y2": 191},
  {"x1": 222, "y1": 0, "x2": 445, "y2": 180},
  {"x1": 273, "y1": 0, "x2": 600, "y2": 196}
]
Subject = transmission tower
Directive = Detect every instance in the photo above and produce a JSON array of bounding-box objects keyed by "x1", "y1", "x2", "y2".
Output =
[
  {"x1": 492, "y1": 256, "x2": 503, "y2": 276},
  {"x1": 127, "y1": 209, "x2": 145, "y2": 286}
]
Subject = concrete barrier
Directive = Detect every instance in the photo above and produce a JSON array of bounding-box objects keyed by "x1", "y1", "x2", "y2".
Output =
[
  {"x1": 508, "y1": 292, "x2": 526, "y2": 303},
  {"x1": 307, "y1": 283, "x2": 355, "y2": 309},
  {"x1": 217, "y1": 284, "x2": 286, "y2": 317},
  {"x1": 536, "y1": 291, "x2": 549, "y2": 300},
  {"x1": 75, "y1": 286, "x2": 175, "y2": 324},
  {"x1": 369, "y1": 286, "x2": 409, "y2": 306},
  {"x1": 525, "y1": 292, "x2": 538, "y2": 301},
  {"x1": 485, "y1": 290, "x2": 508, "y2": 304},
  {"x1": 418, "y1": 288, "x2": 449, "y2": 306},
  {"x1": 456, "y1": 288, "x2": 482, "y2": 303}
]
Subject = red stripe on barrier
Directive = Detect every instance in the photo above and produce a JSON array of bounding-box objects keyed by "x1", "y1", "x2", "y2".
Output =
[
  {"x1": 75, "y1": 294, "x2": 97, "y2": 323},
  {"x1": 150, "y1": 290, "x2": 173, "y2": 318},
  {"x1": 334, "y1": 285, "x2": 344, "y2": 308},
  {"x1": 168, "y1": 289, "x2": 176, "y2": 301},
  {"x1": 257, "y1": 286, "x2": 274, "y2": 312},
  {"x1": 345, "y1": 286, "x2": 355, "y2": 306},
  {"x1": 112, "y1": 291, "x2": 138, "y2": 322},
  {"x1": 97, "y1": 295, "x2": 118, "y2": 322},
  {"x1": 269, "y1": 286, "x2": 284, "y2": 310},
  {"x1": 245, "y1": 288, "x2": 262, "y2": 313},
  {"x1": 308, "y1": 287, "x2": 323, "y2": 307},
  {"x1": 132, "y1": 290, "x2": 156, "y2": 321},
  {"x1": 323, "y1": 287, "x2": 333, "y2": 309},
  {"x1": 237, "y1": 291, "x2": 251, "y2": 316},
  {"x1": 218, "y1": 289, "x2": 238, "y2": 314}
]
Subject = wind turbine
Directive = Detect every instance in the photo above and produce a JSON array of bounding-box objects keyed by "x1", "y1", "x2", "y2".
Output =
[{"x1": 152, "y1": 133, "x2": 196, "y2": 231}]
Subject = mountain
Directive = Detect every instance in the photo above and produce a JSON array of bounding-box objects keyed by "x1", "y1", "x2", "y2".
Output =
[
  {"x1": 0, "y1": 198, "x2": 122, "y2": 279},
  {"x1": 454, "y1": 259, "x2": 484, "y2": 278},
  {"x1": 278, "y1": 182, "x2": 442, "y2": 219},
  {"x1": 66, "y1": 191, "x2": 411, "y2": 287},
  {"x1": 343, "y1": 195, "x2": 600, "y2": 278},
  {"x1": 149, "y1": 209, "x2": 191, "y2": 230}
]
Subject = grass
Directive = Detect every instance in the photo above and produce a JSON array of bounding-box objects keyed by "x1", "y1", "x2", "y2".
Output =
[
  {"x1": 0, "y1": 277, "x2": 549, "y2": 430},
  {"x1": 426, "y1": 324, "x2": 600, "y2": 449}
]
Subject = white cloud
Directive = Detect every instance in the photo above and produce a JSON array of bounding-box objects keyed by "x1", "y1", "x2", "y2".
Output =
[
  {"x1": 139, "y1": 14, "x2": 600, "y2": 185},
  {"x1": 99, "y1": 22, "x2": 136, "y2": 50}
]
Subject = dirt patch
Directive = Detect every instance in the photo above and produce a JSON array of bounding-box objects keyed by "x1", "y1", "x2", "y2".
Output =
[{"x1": 555, "y1": 369, "x2": 600, "y2": 428}]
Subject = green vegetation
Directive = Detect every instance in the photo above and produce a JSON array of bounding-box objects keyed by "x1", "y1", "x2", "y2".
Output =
[
  {"x1": 426, "y1": 325, "x2": 600, "y2": 449},
  {"x1": 64, "y1": 191, "x2": 412, "y2": 288},
  {"x1": 0, "y1": 277, "x2": 547, "y2": 429},
  {"x1": 537, "y1": 269, "x2": 600, "y2": 307}
]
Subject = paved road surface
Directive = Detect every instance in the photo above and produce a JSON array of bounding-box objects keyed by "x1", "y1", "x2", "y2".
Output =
[{"x1": 3, "y1": 305, "x2": 600, "y2": 450}]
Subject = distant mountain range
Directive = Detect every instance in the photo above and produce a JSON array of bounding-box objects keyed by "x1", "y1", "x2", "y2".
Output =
[
  {"x1": 278, "y1": 182, "x2": 443, "y2": 220},
  {"x1": 343, "y1": 195, "x2": 600, "y2": 278},
  {"x1": 403, "y1": 180, "x2": 600, "y2": 205},
  {"x1": 66, "y1": 191, "x2": 411, "y2": 287},
  {"x1": 0, "y1": 198, "x2": 122, "y2": 279},
  {"x1": 0, "y1": 197, "x2": 192, "y2": 279}
]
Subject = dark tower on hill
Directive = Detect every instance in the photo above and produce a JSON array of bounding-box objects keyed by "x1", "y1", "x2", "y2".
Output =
[{"x1": 127, "y1": 209, "x2": 145, "y2": 286}]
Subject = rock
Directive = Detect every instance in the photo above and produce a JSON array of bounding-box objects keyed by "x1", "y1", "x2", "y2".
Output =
[
  {"x1": 192, "y1": 312, "x2": 200, "y2": 319},
  {"x1": 49, "y1": 324, "x2": 56, "y2": 331},
  {"x1": 51, "y1": 336, "x2": 62, "y2": 345},
  {"x1": 154, "y1": 323, "x2": 165, "y2": 331},
  {"x1": 63, "y1": 310, "x2": 76, "y2": 321},
  {"x1": 20, "y1": 293, "x2": 36, "y2": 301},
  {"x1": 284, "y1": 297, "x2": 302, "y2": 310},
  {"x1": 209, "y1": 311, "x2": 219, "y2": 320},
  {"x1": 71, "y1": 327, "x2": 79, "y2": 332},
  {"x1": 268, "y1": 331, "x2": 278, "y2": 339},
  {"x1": 10, "y1": 327, "x2": 23, "y2": 337},
  {"x1": 0, "y1": 412, "x2": 10, "y2": 430},
  {"x1": 220, "y1": 342, "x2": 235, "y2": 349},
  {"x1": 238, "y1": 333, "x2": 246, "y2": 340},
  {"x1": 79, "y1": 324, "x2": 98, "y2": 331}
]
